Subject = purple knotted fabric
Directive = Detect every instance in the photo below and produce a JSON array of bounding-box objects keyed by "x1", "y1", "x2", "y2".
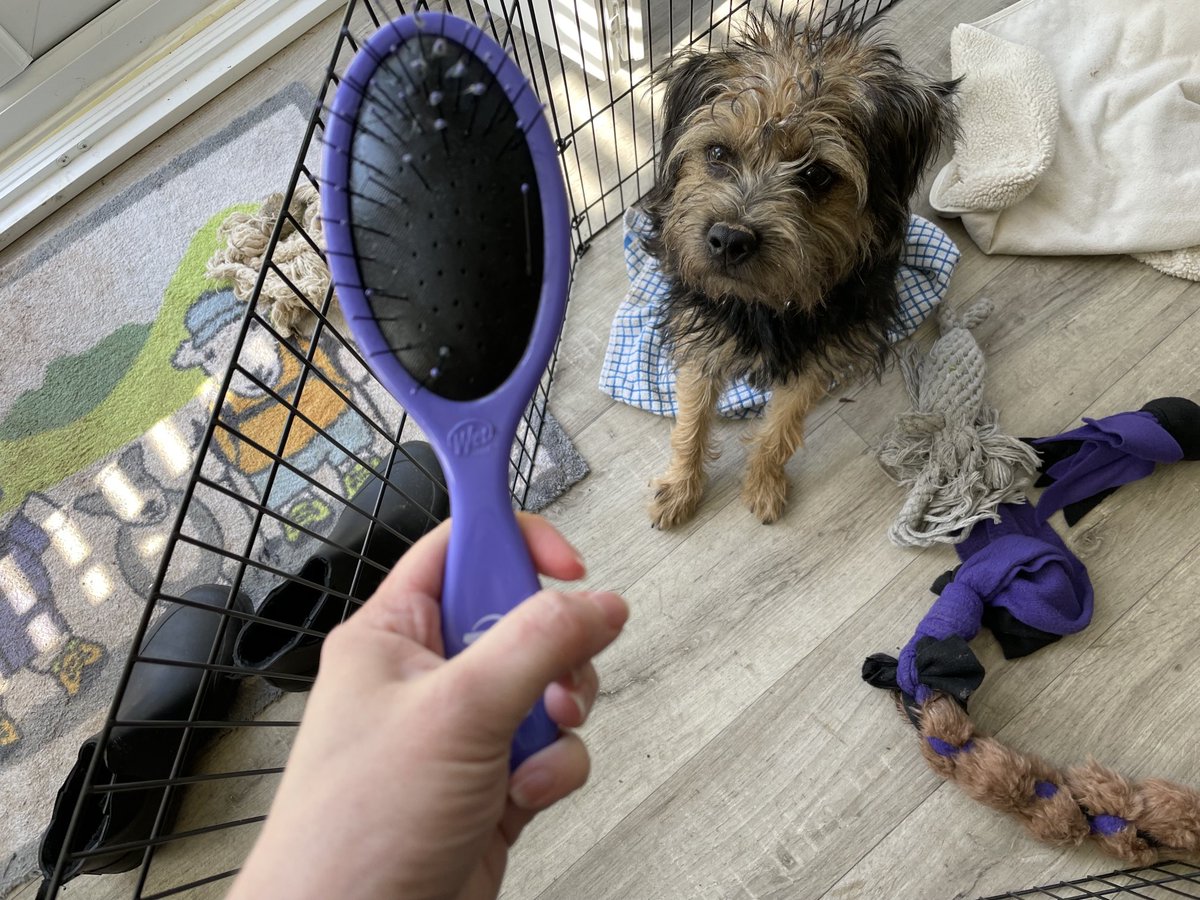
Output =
[
  {"x1": 1034, "y1": 411, "x2": 1182, "y2": 525},
  {"x1": 896, "y1": 502, "x2": 1092, "y2": 701}
]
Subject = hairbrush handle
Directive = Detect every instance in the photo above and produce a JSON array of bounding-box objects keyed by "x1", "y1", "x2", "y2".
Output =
[{"x1": 440, "y1": 433, "x2": 559, "y2": 769}]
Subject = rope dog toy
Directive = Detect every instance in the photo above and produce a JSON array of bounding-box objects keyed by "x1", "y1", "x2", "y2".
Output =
[
  {"x1": 877, "y1": 299, "x2": 1040, "y2": 548},
  {"x1": 206, "y1": 183, "x2": 335, "y2": 339},
  {"x1": 916, "y1": 694, "x2": 1200, "y2": 865},
  {"x1": 865, "y1": 398, "x2": 1200, "y2": 862}
]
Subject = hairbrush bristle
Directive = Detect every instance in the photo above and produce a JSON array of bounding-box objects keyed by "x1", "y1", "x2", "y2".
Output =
[{"x1": 324, "y1": 23, "x2": 549, "y2": 400}]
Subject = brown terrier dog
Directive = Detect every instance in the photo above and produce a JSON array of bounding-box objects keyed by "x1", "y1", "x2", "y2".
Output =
[{"x1": 642, "y1": 12, "x2": 956, "y2": 528}]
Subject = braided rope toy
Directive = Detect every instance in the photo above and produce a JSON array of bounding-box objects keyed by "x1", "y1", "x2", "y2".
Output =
[
  {"x1": 206, "y1": 182, "x2": 336, "y2": 339},
  {"x1": 866, "y1": 397, "x2": 1200, "y2": 863},
  {"x1": 877, "y1": 298, "x2": 1040, "y2": 548},
  {"x1": 915, "y1": 694, "x2": 1200, "y2": 864}
]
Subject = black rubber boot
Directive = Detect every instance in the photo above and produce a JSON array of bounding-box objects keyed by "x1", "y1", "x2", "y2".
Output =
[
  {"x1": 233, "y1": 441, "x2": 449, "y2": 691},
  {"x1": 37, "y1": 583, "x2": 251, "y2": 894}
]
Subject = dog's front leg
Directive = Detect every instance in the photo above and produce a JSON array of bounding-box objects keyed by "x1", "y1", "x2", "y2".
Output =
[
  {"x1": 743, "y1": 371, "x2": 827, "y2": 523},
  {"x1": 649, "y1": 362, "x2": 721, "y2": 529}
]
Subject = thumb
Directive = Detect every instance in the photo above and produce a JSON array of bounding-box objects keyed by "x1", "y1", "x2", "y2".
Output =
[{"x1": 447, "y1": 589, "x2": 627, "y2": 731}]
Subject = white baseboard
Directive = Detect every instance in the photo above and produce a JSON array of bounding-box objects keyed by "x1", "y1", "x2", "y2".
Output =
[{"x1": 0, "y1": 0, "x2": 343, "y2": 252}]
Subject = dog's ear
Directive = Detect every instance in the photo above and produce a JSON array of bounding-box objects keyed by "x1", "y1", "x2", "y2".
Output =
[
  {"x1": 861, "y1": 60, "x2": 958, "y2": 205},
  {"x1": 642, "y1": 52, "x2": 730, "y2": 227}
]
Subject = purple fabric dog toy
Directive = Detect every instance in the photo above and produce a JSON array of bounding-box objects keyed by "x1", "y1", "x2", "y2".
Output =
[
  {"x1": 1032, "y1": 396, "x2": 1200, "y2": 526},
  {"x1": 863, "y1": 397, "x2": 1197, "y2": 733},
  {"x1": 862, "y1": 501, "x2": 1093, "y2": 721}
]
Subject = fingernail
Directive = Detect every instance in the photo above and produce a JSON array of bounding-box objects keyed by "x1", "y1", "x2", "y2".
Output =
[
  {"x1": 586, "y1": 591, "x2": 628, "y2": 629},
  {"x1": 559, "y1": 534, "x2": 585, "y2": 570},
  {"x1": 510, "y1": 768, "x2": 552, "y2": 810},
  {"x1": 570, "y1": 689, "x2": 588, "y2": 720}
]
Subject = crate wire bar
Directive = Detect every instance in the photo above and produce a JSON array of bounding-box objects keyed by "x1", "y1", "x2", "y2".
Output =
[
  {"x1": 978, "y1": 862, "x2": 1200, "y2": 899},
  {"x1": 43, "y1": 0, "x2": 1190, "y2": 897}
]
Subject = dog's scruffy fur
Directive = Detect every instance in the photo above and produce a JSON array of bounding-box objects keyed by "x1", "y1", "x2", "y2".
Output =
[{"x1": 643, "y1": 11, "x2": 957, "y2": 528}]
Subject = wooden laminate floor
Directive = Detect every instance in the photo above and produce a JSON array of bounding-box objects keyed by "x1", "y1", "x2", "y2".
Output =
[{"x1": 8, "y1": 0, "x2": 1200, "y2": 896}]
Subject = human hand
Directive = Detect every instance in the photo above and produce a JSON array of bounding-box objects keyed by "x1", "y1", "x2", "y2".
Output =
[{"x1": 228, "y1": 514, "x2": 628, "y2": 900}]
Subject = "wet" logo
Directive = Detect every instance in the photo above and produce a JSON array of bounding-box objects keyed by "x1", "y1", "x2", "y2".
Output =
[{"x1": 447, "y1": 419, "x2": 496, "y2": 456}]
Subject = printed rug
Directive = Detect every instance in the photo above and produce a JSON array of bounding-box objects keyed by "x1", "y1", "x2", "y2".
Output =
[{"x1": 0, "y1": 83, "x2": 588, "y2": 891}]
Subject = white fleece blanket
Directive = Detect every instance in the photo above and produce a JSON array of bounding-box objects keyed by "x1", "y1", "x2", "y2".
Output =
[{"x1": 930, "y1": 0, "x2": 1200, "y2": 280}]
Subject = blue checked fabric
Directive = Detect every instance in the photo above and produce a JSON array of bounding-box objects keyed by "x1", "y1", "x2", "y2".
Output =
[{"x1": 599, "y1": 207, "x2": 961, "y2": 418}]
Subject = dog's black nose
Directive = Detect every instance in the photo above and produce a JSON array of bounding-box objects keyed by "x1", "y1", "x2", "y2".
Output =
[{"x1": 707, "y1": 222, "x2": 759, "y2": 266}]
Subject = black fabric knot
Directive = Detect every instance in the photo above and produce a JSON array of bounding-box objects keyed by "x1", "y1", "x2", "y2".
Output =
[{"x1": 862, "y1": 635, "x2": 985, "y2": 728}]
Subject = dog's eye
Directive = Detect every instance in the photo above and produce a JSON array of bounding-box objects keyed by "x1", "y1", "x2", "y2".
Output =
[
  {"x1": 796, "y1": 162, "x2": 835, "y2": 193},
  {"x1": 706, "y1": 144, "x2": 733, "y2": 170}
]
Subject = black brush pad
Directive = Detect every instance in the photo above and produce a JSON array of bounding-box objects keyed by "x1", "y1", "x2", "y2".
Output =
[{"x1": 348, "y1": 34, "x2": 544, "y2": 402}]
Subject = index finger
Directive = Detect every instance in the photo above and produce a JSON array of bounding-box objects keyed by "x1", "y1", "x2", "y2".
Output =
[{"x1": 363, "y1": 513, "x2": 587, "y2": 614}]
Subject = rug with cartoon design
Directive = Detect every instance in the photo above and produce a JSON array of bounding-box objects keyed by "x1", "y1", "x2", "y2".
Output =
[{"x1": 0, "y1": 84, "x2": 589, "y2": 891}]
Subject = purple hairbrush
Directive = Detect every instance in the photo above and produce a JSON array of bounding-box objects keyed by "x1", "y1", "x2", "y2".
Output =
[{"x1": 321, "y1": 12, "x2": 570, "y2": 767}]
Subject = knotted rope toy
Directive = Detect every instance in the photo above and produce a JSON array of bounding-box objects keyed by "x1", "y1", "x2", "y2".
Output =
[
  {"x1": 915, "y1": 694, "x2": 1200, "y2": 865},
  {"x1": 877, "y1": 298, "x2": 1040, "y2": 548},
  {"x1": 206, "y1": 182, "x2": 337, "y2": 339},
  {"x1": 865, "y1": 397, "x2": 1200, "y2": 863}
]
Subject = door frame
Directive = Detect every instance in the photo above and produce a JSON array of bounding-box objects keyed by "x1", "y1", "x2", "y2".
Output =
[{"x1": 0, "y1": 0, "x2": 342, "y2": 251}]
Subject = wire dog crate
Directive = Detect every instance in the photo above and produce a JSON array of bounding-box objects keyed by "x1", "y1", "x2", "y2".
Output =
[
  {"x1": 42, "y1": 0, "x2": 1200, "y2": 897},
  {"x1": 979, "y1": 862, "x2": 1200, "y2": 900}
]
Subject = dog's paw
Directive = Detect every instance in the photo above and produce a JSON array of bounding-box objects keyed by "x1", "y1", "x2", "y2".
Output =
[
  {"x1": 649, "y1": 475, "x2": 703, "y2": 530},
  {"x1": 742, "y1": 466, "x2": 789, "y2": 524}
]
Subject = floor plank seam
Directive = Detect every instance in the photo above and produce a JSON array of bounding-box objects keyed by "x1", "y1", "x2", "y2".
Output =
[
  {"x1": 814, "y1": 780, "x2": 953, "y2": 900},
  {"x1": 549, "y1": 528, "x2": 931, "y2": 900},
  {"x1": 989, "y1": 529, "x2": 1200, "y2": 743},
  {"x1": 817, "y1": 530, "x2": 1200, "y2": 899},
  {"x1": 1037, "y1": 294, "x2": 1200, "y2": 437},
  {"x1": 550, "y1": 394, "x2": 617, "y2": 441}
]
